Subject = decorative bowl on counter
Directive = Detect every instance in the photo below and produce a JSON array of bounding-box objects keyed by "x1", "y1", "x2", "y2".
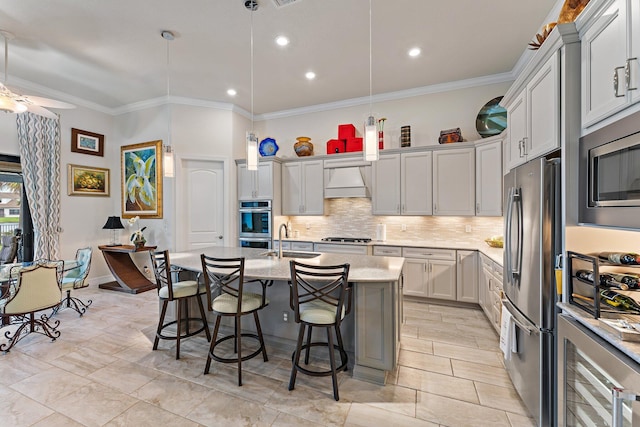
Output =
[
  {"x1": 485, "y1": 237, "x2": 504, "y2": 248},
  {"x1": 294, "y1": 137, "x2": 314, "y2": 157}
]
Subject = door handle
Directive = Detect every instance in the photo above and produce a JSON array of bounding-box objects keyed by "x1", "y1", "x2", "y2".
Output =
[
  {"x1": 626, "y1": 58, "x2": 637, "y2": 91},
  {"x1": 612, "y1": 387, "x2": 639, "y2": 427},
  {"x1": 614, "y1": 66, "x2": 626, "y2": 98}
]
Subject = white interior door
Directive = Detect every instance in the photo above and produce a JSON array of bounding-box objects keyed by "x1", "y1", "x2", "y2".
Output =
[{"x1": 182, "y1": 159, "x2": 225, "y2": 250}]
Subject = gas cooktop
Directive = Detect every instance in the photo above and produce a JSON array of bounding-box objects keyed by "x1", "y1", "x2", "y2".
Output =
[{"x1": 321, "y1": 237, "x2": 372, "y2": 243}]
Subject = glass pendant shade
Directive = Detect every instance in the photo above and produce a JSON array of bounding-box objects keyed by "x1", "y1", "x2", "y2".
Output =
[
  {"x1": 364, "y1": 115, "x2": 378, "y2": 161},
  {"x1": 163, "y1": 145, "x2": 174, "y2": 177},
  {"x1": 246, "y1": 131, "x2": 259, "y2": 171}
]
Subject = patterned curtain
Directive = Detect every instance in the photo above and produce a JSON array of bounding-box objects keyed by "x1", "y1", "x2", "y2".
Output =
[{"x1": 16, "y1": 112, "x2": 62, "y2": 260}]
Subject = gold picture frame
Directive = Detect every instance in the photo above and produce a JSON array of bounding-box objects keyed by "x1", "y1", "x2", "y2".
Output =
[
  {"x1": 71, "y1": 128, "x2": 104, "y2": 156},
  {"x1": 121, "y1": 140, "x2": 163, "y2": 219},
  {"x1": 67, "y1": 164, "x2": 110, "y2": 197}
]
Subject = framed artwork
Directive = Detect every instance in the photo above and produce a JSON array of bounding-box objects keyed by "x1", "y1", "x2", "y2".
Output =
[
  {"x1": 67, "y1": 164, "x2": 110, "y2": 197},
  {"x1": 121, "y1": 140, "x2": 163, "y2": 219},
  {"x1": 71, "y1": 128, "x2": 104, "y2": 156}
]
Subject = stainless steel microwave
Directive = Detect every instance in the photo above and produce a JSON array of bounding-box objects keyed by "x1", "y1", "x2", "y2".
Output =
[{"x1": 579, "y1": 110, "x2": 640, "y2": 229}]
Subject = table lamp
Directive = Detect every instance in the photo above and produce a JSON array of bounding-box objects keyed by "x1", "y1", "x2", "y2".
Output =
[{"x1": 103, "y1": 216, "x2": 125, "y2": 246}]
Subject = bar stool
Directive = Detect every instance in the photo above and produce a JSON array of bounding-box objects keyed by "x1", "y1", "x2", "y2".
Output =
[
  {"x1": 288, "y1": 260, "x2": 351, "y2": 401},
  {"x1": 200, "y1": 255, "x2": 270, "y2": 386},
  {"x1": 149, "y1": 250, "x2": 211, "y2": 359}
]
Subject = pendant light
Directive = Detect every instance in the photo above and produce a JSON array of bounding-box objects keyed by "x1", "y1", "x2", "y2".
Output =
[
  {"x1": 162, "y1": 30, "x2": 175, "y2": 177},
  {"x1": 363, "y1": 0, "x2": 378, "y2": 161},
  {"x1": 246, "y1": 1, "x2": 259, "y2": 171}
]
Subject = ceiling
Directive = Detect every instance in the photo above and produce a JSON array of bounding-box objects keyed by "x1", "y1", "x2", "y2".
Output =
[{"x1": 0, "y1": 0, "x2": 558, "y2": 116}]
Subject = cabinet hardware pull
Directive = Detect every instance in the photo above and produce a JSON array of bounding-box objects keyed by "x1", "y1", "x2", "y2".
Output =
[
  {"x1": 626, "y1": 58, "x2": 638, "y2": 91},
  {"x1": 402, "y1": 204, "x2": 405, "y2": 213},
  {"x1": 434, "y1": 204, "x2": 437, "y2": 212},
  {"x1": 397, "y1": 204, "x2": 400, "y2": 213},
  {"x1": 518, "y1": 140, "x2": 523, "y2": 157},
  {"x1": 429, "y1": 264, "x2": 432, "y2": 273},
  {"x1": 522, "y1": 137, "x2": 528, "y2": 156},
  {"x1": 614, "y1": 66, "x2": 626, "y2": 98},
  {"x1": 476, "y1": 203, "x2": 480, "y2": 214}
]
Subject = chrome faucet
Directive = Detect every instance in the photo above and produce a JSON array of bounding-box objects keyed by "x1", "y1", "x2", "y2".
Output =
[{"x1": 278, "y1": 223, "x2": 289, "y2": 259}]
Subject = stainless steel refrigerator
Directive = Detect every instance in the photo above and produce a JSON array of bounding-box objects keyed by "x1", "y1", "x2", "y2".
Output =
[{"x1": 504, "y1": 156, "x2": 561, "y2": 427}]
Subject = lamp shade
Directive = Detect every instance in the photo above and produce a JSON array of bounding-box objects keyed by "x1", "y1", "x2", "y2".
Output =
[{"x1": 102, "y1": 216, "x2": 125, "y2": 230}]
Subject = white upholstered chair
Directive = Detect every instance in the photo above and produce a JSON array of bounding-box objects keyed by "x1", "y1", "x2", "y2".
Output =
[{"x1": 0, "y1": 260, "x2": 63, "y2": 352}]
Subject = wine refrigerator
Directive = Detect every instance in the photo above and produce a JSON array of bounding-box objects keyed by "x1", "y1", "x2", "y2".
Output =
[{"x1": 558, "y1": 314, "x2": 640, "y2": 426}]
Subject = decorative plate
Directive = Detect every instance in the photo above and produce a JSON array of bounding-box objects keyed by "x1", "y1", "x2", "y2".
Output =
[
  {"x1": 259, "y1": 138, "x2": 279, "y2": 157},
  {"x1": 476, "y1": 96, "x2": 507, "y2": 138}
]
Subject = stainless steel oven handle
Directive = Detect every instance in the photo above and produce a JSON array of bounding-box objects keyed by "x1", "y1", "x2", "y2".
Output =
[
  {"x1": 612, "y1": 387, "x2": 640, "y2": 427},
  {"x1": 239, "y1": 208, "x2": 271, "y2": 213}
]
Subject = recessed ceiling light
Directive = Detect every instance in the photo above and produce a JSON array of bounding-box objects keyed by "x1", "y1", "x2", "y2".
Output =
[
  {"x1": 227, "y1": 89, "x2": 237, "y2": 96},
  {"x1": 305, "y1": 71, "x2": 316, "y2": 80},
  {"x1": 408, "y1": 47, "x2": 421, "y2": 57},
  {"x1": 275, "y1": 35, "x2": 290, "y2": 46}
]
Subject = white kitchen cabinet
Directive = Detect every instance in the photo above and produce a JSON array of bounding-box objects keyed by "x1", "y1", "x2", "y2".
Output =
[
  {"x1": 402, "y1": 247, "x2": 456, "y2": 300},
  {"x1": 475, "y1": 137, "x2": 503, "y2": 216},
  {"x1": 313, "y1": 242, "x2": 370, "y2": 255},
  {"x1": 479, "y1": 253, "x2": 503, "y2": 333},
  {"x1": 581, "y1": 0, "x2": 637, "y2": 127},
  {"x1": 282, "y1": 160, "x2": 324, "y2": 215},
  {"x1": 372, "y1": 154, "x2": 401, "y2": 215},
  {"x1": 456, "y1": 250, "x2": 478, "y2": 303},
  {"x1": 505, "y1": 52, "x2": 559, "y2": 170},
  {"x1": 238, "y1": 161, "x2": 280, "y2": 201},
  {"x1": 432, "y1": 148, "x2": 475, "y2": 216},
  {"x1": 401, "y1": 151, "x2": 433, "y2": 215},
  {"x1": 372, "y1": 152, "x2": 432, "y2": 215}
]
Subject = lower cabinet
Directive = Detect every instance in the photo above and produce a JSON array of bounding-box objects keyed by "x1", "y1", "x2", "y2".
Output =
[
  {"x1": 456, "y1": 250, "x2": 478, "y2": 303},
  {"x1": 402, "y1": 247, "x2": 457, "y2": 301},
  {"x1": 479, "y1": 253, "x2": 503, "y2": 332}
]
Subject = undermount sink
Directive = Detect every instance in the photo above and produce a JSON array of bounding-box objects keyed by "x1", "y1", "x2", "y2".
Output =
[{"x1": 260, "y1": 250, "x2": 321, "y2": 259}]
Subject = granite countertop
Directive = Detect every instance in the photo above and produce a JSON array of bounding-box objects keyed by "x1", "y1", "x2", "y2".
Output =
[
  {"x1": 279, "y1": 237, "x2": 504, "y2": 266},
  {"x1": 170, "y1": 246, "x2": 404, "y2": 283},
  {"x1": 558, "y1": 302, "x2": 640, "y2": 364}
]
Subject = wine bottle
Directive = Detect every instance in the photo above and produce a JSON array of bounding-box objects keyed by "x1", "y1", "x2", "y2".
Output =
[
  {"x1": 575, "y1": 269, "x2": 594, "y2": 282},
  {"x1": 598, "y1": 252, "x2": 640, "y2": 265},
  {"x1": 605, "y1": 273, "x2": 640, "y2": 290},
  {"x1": 600, "y1": 289, "x2": 640, "y2": 313}
]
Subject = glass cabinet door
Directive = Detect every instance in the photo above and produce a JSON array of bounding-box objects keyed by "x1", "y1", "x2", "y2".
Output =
[{"x1": 558, "y1": 315, "x2": 640, "y2": 427}]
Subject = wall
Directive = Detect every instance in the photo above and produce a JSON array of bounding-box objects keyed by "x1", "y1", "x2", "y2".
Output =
[
  {"x1": 277, "y1": 198, "x2": 504, "y2": 246},
  {"x1": 257, "y1": 82, "x2": 511, "y2": 158},
  {"x1": 0, "y1": 104, "x2": 115, "y2": 280}
]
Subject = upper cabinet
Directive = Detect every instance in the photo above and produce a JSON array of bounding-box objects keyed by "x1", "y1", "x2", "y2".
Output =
[
  {"x1": 475, "y1": 136, "x2": 503, "y2": 216},
  {"x1": 432, "y1": 147, "x2": 475, "y2": 216},
  {"x1": 237, "y1": 160, "x2": 282, "y2": 204},
  {"x1": 282, "y1": 159, "x2": 324, "y2": 215},
  {"x1": 505, "y1": 52, "x2": 560, "y2": 170},
  {"x1": 581, "y1": 0, "x2": 640, "y2": 127},
  {"x1": 372, "y1": 151, "x2": 433, "y2": 215},
  {"x1": 502, "y1": 23, "x2": 580, "y2": 172}
]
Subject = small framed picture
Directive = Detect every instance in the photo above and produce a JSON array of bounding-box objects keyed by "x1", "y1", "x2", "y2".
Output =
[
  {"x1": 71, "y1": 128, "x2": 104, "y2": 156},
  {"x1": 67, "y1": 164, "x2": 110, "y2": 197}
]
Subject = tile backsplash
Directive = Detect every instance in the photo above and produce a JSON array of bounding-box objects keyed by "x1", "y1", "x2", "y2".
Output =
[{"x1": 276, "y1": 198, "x2": 503, "y2": 245}]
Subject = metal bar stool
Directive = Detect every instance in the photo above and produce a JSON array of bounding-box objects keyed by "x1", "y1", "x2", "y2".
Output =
[
  {"x1": 200, "y1": 255, "x2": 270, "y2": 386},
  {"x1": 149, "y1": 250, "x2": 211, "y2": 359},
  {"x1": 288, "y1": 260, "x2": 351, "y2": 401}
]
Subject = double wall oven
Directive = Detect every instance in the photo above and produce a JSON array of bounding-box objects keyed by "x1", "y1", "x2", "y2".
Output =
[{"x1": 238, "y1": 200, "x2": 272, "y2": 249}]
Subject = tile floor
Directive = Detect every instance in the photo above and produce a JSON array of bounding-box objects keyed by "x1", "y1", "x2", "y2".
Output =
[{"x1": 0, "y1": 287, "x2": 536, "y2": 426}]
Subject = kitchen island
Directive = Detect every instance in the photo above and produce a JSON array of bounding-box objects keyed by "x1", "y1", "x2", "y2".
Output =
[{"x1": 170, "y1": 246, "x2": 405, "y2": 385}]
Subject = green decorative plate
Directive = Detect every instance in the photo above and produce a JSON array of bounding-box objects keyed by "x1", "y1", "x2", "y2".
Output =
[{"x1": 476, "y1": 96, "x2": 507, "y2": 138}]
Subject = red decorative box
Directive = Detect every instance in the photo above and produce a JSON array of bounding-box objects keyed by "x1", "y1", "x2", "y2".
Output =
[
  {"x1": 346, "y1": 137, "x2": 363, "y2": 152},
  {"x1": 326, "y1": 139, "x2": 346, "y2": 154},
  {"x1": 338, "y1": 124, "x2": 356, "y2": 140}
]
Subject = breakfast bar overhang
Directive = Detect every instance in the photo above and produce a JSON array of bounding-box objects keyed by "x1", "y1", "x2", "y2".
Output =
[{"x1": 169, "y1": 246, "x2": 405, "y2": 385}]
